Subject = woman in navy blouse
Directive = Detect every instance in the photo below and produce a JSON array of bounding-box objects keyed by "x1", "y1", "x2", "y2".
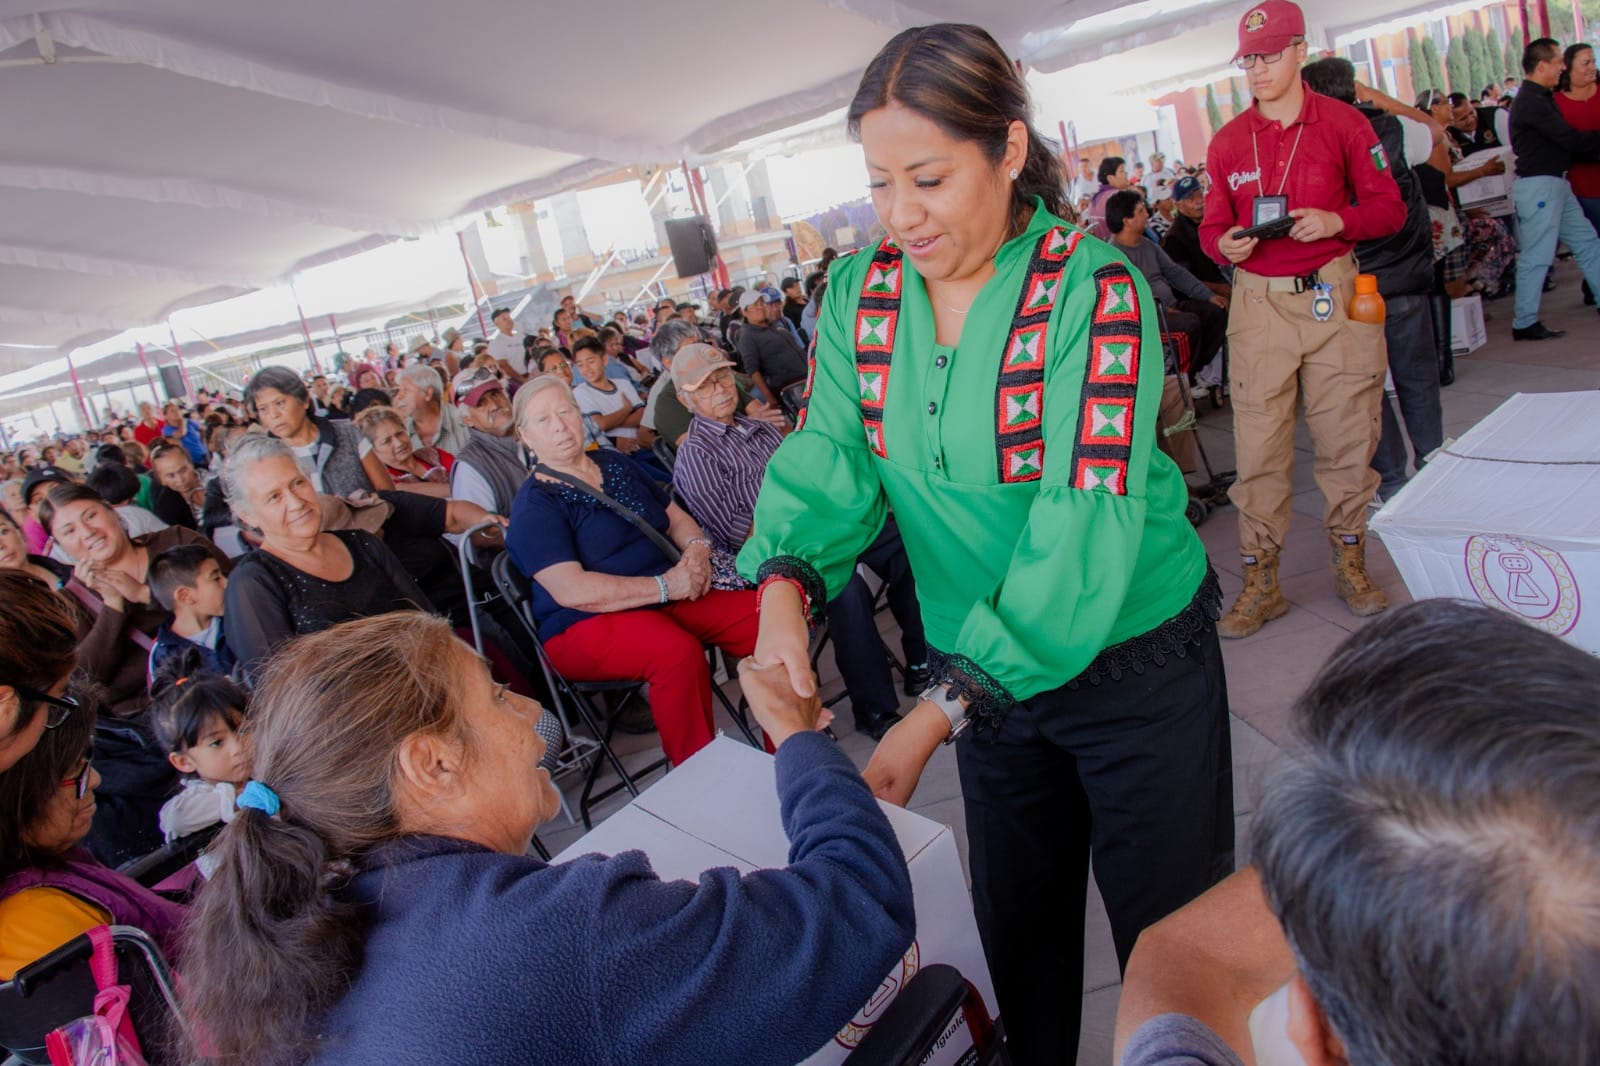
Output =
[{"x1": 505, "y1": 377, "x2": 759, "y2": 765}]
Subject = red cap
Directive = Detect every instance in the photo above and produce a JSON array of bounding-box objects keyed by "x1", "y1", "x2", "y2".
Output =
[{"x1": 1233, "y1": 0, "x2": 1306, "y2": 62}]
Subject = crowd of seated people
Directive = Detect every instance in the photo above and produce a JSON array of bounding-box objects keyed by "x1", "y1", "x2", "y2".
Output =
[{"x1": 4, "y1": 83, "x2": 1599, "y2": 1052}]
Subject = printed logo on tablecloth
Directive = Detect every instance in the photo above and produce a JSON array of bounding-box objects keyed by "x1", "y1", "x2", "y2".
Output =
[
  {"x1": 1464, "y1": 534, "x2": 1580, "y2": 636},
  {"x1": 834, "y1": 940, "x2": 922, "y2": 1050}
]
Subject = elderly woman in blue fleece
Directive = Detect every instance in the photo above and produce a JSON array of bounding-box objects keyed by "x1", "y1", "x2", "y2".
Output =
[{"x1": 177, "y1": 610, "x2": 914, "y2": 1066}]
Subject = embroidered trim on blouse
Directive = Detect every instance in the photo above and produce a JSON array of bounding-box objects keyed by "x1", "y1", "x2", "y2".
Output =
[
  {"x1": 794, "y1": 333, "x2": 818, "y2": 431},
  {"x1": 1067, "y1": 263, "x2": 1147, "y2": 496},
  {"x1": 754, "y1": 555, "x2": 828, "y2": 627},
  {"x1": 927, "y1": 649, "x2": 1017, "y2": 736},
  {"x1": 993, "y1": 225, "x2": 1081, "y2": 483},
  {"x1": 853, "y1": 239, "x2": 902, "y2": 459},
  {"x1": 930, "y1": 568, "x2": 1223, "y2": 735},
  {"x1": 1064, "y1": 568, "x2": 1222, "y2": 690}
]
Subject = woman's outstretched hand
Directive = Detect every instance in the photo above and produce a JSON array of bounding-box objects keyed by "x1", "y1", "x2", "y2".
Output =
[
  {"x1": 751, "y1": 580, "x2": 816, "y2": 699},
  {"x1": 862, "y1": 701, "x2": 951, "y2": 807}
]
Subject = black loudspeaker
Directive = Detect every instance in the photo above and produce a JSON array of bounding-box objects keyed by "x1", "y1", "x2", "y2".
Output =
[
  {"x1": 664, "y1": 215, "x2": 717, "y2": 278},
  {"x1": 158, "y1": 365, "x2": 187, "y2": 401}
]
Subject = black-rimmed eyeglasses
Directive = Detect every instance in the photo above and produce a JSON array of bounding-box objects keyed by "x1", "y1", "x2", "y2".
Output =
[{"x1": 16, "y1": 686, "x2": 80, "y2": 730}]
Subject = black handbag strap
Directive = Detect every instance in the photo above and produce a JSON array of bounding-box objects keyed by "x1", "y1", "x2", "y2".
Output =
[{"x1": 534, "y1": 463, "x2": 681, "y2": 564}]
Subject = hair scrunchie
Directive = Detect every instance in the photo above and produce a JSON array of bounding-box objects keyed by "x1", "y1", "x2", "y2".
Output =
[{"x1": 236, "y1": 780, "x2": 281, "y2": 817}]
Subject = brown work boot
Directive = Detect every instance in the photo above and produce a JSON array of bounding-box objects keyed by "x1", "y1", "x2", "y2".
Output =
[
  {"x1": 1217, "y1": 551, "x2": 1290, "y2": 639},
  {"x1": 1330, "y1": 532, "x2": 1390, "y2": 617}
]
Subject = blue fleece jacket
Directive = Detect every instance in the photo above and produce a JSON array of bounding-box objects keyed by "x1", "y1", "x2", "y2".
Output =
[{"x1": 309, "y1": 732, "x2": 916, "y2": 1065}]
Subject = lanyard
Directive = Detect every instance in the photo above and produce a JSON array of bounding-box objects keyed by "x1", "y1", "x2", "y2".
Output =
[{"x1": 1252, "y1": 122, "x2": 1307, "y2": 198}]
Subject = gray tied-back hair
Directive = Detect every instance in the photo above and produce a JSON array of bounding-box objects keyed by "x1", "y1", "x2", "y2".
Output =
[
  {"x1": 221, "y1": 433, "x2": 297, "y2": 512},
  {"x1": 398, "y1": 364, "x2": 446, "y2": 404}
]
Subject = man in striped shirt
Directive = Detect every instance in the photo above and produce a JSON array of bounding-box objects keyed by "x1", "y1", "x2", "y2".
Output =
[{"x1": 671, "y1": 345, "x2": 929, "y2": 740}]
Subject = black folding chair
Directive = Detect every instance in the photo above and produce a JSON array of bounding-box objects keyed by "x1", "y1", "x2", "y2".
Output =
[
  {"x1": 779, "y1": 379, "x2": 808, "y2": 424},
  {"x1": 490, "y1": 553, "x2": 668, "y2": 828},
  {"x1": 652, "y1": 435, "x2": 678, "y2": 474},
  {"x1": 0, "y1": 926, "x2": 183, "y2": 1066}
]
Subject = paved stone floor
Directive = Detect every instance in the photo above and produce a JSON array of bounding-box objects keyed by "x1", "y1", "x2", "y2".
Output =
[{"x1": 534, "y1": 260, "x2": 1597, "y2": 1065}]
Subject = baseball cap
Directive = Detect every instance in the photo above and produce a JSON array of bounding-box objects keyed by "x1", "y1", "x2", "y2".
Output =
[
  {"x1": 1233, "y1": 0, "x2": 1305, "y2": 62},
  {"x1": 1172, "y1": 176, "x2": 1204, "y2": 202},
  {"x1": 737, "y1": 289, "x2": 764, "y2": 311},
  {"x1": 759, "y1": 286, "x2": 783, "y2": 304},
  {"x1": 670, "y1": 344, "x2": 736, "y2": 393},
  {"x1": 452, "y1": 367, "x2": 505, "y2": 407},
  {"x1": 22, "y1": 466, "x2": 72, "y2": 505}
]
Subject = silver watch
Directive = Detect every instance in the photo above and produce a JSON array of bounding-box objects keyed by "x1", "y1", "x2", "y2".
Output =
[{"x1": 920, "y1": 683, "x2": 971, "y2": 743}]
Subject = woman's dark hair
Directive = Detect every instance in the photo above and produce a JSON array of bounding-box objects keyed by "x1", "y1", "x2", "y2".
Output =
[
  {"x1": 848, "y1": 24, "x2": 1066, "y2": 221},
  {"x1": 1097, "y1": 156, "x2": 1126, "y2": 185},
  {"x1": 37, "y1": 482, "x2": 115, "y2": 537},
  {"x1": 243, "y1": 366, "x2": 311, "y2": 417},
  {"x1": 181, "y1": 612, "x2": 472, "y2": 1064},
  {"x1": 85, "y1": 462, "x2": 141, "y2": 507},
  {"x1": 348, "y1": 387, "x2": 393, "y2": 417},
  {"x1": 0, "y1": 570, "x2": 80, "y2": 734},
  {"x1": 0, "y1": 687, "x2": 94, "y2": 880},
  {"x1": 1559, "y1": 43, "x2": 1592, "y2": 92},
  {"x1": 149, "y1": 647, "x2": 247, "y2": 758},
  {"x1": 94, "y1": 442, "x2": 127, "y2": 467},
  {"x1": 1104, "y1": 190, "x2": 1146, "y2": 235}
]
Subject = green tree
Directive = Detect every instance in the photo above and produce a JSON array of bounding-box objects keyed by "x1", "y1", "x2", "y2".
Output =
[
  {"x1": 1504, "y1": 36, "x2": 1520, "y2": 81},
  {"x1": 1408, "y1": 33, "x2": 1432, "y2": 94},
  {"x1": 1421, "y1": 36, "x2": 1447, "y2": 95},
  {"x1": 1446, "y1": 34, "x2": 1471, "y2": 93},
  {"x1": 1206, "y1": 84, "x2": 1225, "y2": 134},
  {"x1": 1465, "y1": 28, "x2": 1493, "y2": 98},
  {"x1": 1230, "y1": 78, "x2": 1248, "y2": 117},
  {"x1": 1486, "y1": 27, "x2": 1506, "y2": 82}
]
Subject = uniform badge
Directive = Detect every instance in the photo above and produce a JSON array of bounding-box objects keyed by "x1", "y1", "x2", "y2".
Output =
[{"x1": 1311, "y1": 283, "x2": 1334, "y2": 322}]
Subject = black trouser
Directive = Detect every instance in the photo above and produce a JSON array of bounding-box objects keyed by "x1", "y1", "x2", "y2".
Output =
[
  {"x1": 955, "y1": 622, "x2": 1234, "y2": 1065},
  {"x1": 1165, "y1": 298, "x2": 1228, "y2": 372},
  {"x1": 1371, "y1": 292, "x2": 1444, "y2": 500},
  {"x1": 826, "y1": 519, "x2": 928, "y2": 720}
]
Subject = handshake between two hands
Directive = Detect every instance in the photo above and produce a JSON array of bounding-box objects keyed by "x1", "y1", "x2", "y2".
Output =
[{"x1": 737, "y1": 656, "x2": 949, "y2": 808}]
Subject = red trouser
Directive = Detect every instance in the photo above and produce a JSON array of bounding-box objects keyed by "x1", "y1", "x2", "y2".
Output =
[{"x1": 541, "y1": 589, "x2": 759, "y2": 766}]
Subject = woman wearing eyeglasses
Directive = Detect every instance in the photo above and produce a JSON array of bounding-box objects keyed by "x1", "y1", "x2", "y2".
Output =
[{"x1": 0, "y1": 571, "x2": 187, "y2": 980}]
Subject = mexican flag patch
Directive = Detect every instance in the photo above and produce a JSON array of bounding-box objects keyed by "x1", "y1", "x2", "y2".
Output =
[{"x1": 1370, "y1": 143, "x2": 1389, "y2": 171}]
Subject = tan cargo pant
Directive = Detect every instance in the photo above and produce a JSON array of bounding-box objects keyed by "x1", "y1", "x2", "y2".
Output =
[{"x1": 1226, "y1": 253, "x2": 1386, "y2": 555}]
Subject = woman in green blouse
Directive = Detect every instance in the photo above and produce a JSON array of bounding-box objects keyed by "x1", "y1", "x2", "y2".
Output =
[{"x1": 736, "y1": 25, "x2": 1234, "y2": 1064}]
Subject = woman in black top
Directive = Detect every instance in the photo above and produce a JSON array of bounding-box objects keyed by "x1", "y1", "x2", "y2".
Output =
[{"x1": 221, "y1": 435, "x2": 431, "y2": 683}]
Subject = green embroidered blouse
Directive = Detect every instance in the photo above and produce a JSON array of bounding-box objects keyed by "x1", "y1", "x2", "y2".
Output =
[{"x1": 737, "y1": 199, "x2": 1208, "y2": 723}]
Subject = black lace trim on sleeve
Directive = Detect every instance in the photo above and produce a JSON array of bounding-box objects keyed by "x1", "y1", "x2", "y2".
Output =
[
  {"x1": 927, "y1": 649, "x2": 1017, "y2": 737},
  {"x1": 1064, "y1": 568, "x2": 1222, "y2": 690},
  {"x1": 754, "y1": 555, "x2": 828, "y2": 627},
  {"x1": 928, "y1": 567, "x2": 1224, "y2": 737}
]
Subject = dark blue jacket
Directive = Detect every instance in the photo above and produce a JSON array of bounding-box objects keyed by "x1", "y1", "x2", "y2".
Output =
[{"x1": 310, "y1": 732, "x2": 916, "y2": 1065}]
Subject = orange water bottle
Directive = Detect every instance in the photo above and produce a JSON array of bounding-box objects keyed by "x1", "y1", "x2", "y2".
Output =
[{"x1": 1349, "y1": 274, "x2": 1386, "y2": 325}]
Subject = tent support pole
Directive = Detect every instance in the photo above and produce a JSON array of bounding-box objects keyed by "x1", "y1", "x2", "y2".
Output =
[
  {"x1": 459, "y1": 231, "x2": 490, "y2": 337},
  {"x1": 64, "y1": 352, "x2": 91, "y2": 429},
  {"x1": 135, "y1": 342, "x2": 159, "y2": 398},
  {"x1": 168, "y1": 323, "x2": 193, "y2": 399}
]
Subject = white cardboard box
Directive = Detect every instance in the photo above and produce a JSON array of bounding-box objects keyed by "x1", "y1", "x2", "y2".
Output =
[
  {"x1": 1371, "y1": 392, "x2": 1600, "y2": 654},
  {"x1": 1448, "y1": 294, "x2": 1487, "y2": 356},
  {"x1": 556, "y1": 736, "x2": 998, "y2": 1063},
  {"x1": 1455, "y1": 147, "x2": 1514, "y2": 217}
]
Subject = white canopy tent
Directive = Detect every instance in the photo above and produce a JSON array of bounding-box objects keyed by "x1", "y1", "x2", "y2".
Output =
[{"x1": 1, "y1": 0, "x2": 1479, "y2": 388}]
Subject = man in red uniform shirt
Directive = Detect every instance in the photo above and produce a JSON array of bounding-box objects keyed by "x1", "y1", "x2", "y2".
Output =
[{"x1": 1201, "y1": 0, "x2": 1405, "y2": 637}]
